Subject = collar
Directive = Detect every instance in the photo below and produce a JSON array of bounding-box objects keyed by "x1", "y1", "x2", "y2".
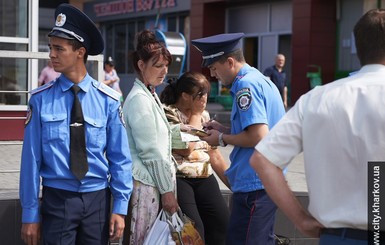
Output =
[
  {"x1": 230, "y1": 63, "x2": 251, "y2": 94},
  {"x1": 135, "y1": 78, "x2": 156, "y2": 96},
  {"x1": 357, "y1": 64, "x2": 385, "y2": 74},
  {"x1": 59, "y1": 73, "x2": 92, "y2": 93}
]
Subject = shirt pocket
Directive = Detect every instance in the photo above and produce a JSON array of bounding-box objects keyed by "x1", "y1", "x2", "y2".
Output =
[
  {"x1": 41, "y1": 113, "x2": 67, "y2": 142},
  {"x1": 84, "y1": 116, "x2": 106, "y2": 148}
]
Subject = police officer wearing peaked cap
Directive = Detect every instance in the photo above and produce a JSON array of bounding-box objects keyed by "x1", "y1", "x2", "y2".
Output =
[
  {"x1": 192, "y1": 32, "x2": 245, "y2": 67},
  {"x1": 192, "y1": 32, "x2": 286, "y2": 245},
  {"x1": 20, "y1": 4, "x2": 133, "y2": 245},
  {"x1": 48, "y1": 3, "x2": 104, "y2": 55}
]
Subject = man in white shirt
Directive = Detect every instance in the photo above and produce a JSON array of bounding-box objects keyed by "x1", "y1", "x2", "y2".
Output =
[{"x1": 250, "y1": 8, "x2": 385, "y2": 245}]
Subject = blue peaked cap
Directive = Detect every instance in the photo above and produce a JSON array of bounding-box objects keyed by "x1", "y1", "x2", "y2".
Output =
[
  {"x1": 48, "y1": 3, "x2": 104, "y2": 55},
  {"x1": 192, "y1": 33, "x2": 245, "y2": 67}
]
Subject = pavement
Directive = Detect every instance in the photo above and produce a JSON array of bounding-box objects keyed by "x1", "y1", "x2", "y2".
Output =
[
  {"x1": 0, "y1": 103, "x2": 308, "y2": 199},
  {"x1": 205, "y1": 102, "x2": 308, "y2": 194}
]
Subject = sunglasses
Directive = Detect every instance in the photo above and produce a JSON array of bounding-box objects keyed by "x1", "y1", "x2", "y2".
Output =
[{"x1": 192, "y1": 91, "x2": 208, "y2": 100}]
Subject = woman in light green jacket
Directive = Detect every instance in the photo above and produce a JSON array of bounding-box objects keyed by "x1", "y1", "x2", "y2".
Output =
[{"x1": 122, "y1": 29, "x2": 182, "y2": 245}]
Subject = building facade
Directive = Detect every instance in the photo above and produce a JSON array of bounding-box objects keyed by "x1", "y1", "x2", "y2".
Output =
[{"x1": 0, "y1": 0, "x2": 383, "y2": 140}]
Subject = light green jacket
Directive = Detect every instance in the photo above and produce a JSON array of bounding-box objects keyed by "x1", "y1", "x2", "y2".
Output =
[{"x1": 123, "y1": 79, "x2": 182, "y2": 194}]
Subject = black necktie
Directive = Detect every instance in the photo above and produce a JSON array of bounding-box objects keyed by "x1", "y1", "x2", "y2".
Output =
[{"x1": 70, "y1": 85, "x2": 88, "y2": 180}]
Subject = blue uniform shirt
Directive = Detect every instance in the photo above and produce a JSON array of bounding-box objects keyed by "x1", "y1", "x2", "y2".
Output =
[
  {"x1": 226, "y1": 64, "x2": 285, "y2": 193},
  {"x1": 20, "y1": 74, "x2": 133, "y2": 223}
]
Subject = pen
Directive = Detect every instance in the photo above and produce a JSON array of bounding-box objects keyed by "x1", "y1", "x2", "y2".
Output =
[{"x1": 210, "y1": 114, "x2": 217, "y2": 122}]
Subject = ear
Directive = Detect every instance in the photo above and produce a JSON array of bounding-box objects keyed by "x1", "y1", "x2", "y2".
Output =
[
  {"x1": 137, "y1": 60, "x2": 145, "y2": 72},
  {"x1": 227, "y1": 57, "x2": 235, "y2": 69},
  {"x1": 78, "y1": 47, "x2": 86, "y2": 59},
  {"x1": 181, "y1": 92, "x2": 190, "y2": 101}
]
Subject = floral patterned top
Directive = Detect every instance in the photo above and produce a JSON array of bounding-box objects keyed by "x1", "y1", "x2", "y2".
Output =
[{"x1": 164, "y1": 105, "x2": 213, "y2": 178}]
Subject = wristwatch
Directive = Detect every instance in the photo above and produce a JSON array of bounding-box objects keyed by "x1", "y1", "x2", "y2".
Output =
[{"x1": 218, "y1": 132, "x2": 227, "y2": 147}]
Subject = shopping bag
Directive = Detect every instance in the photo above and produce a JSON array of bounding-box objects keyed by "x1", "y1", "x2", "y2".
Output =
[
  {"x1": 143, "y1": 210, "x2": 176, "y2": 245},
  {"x1": 168, "y1": 209, "x2": 205, "y2": 245}
]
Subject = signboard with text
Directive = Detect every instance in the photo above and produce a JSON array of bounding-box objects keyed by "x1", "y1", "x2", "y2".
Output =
[{"x1": 84, "y1": 0, "x2": 190, "y2": 21}]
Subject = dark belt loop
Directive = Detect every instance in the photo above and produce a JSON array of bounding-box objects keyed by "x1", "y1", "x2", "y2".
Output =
[{"x1": 341, "y1": 228, "x2": 347, "y2": 238}]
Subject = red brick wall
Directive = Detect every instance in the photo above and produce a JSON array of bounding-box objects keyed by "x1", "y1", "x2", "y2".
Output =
[
  {"x1": 0, "y1": 111, "x2": 26, "y2": 140},
  {"x1": 190, "y1": 0, "x2": 226, "y2": 77},
  {"x1": 291, "y1": 0, "x2": 337, "y2": 103}
]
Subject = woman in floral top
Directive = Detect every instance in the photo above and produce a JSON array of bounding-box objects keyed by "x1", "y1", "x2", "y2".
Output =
[{"x1": 160, "y1": 72, "x2": 230, "y2": 245}]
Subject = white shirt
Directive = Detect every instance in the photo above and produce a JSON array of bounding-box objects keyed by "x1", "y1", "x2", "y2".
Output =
[{"x1": 256, "y1": 64, "x2": 385, "y2": 230}]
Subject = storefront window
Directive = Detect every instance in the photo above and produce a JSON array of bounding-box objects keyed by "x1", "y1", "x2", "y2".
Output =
[
  {"x1": 0, "y1": 1, "x2": 28, "y2": 38},
  {"x1": 105, "y1": 24, "x2": 114, "y2": 60},
  {"x1": 102, "y1": 15, "x2": 187, "y2": 75},
  {"x1": 115, "y1": 23, "x2": 127, "y2": 74},
  {"x1": 127, "y1": 22, "x2": 136, "y2": 73},
  {"x1": 168, "y1": 16, "x2": 177, "y2": 32},
  {"x1": 0, "y1": 43, "x2": 28, "y2": 106},
  {"x1": 0, "y1": 57, "x2": 28, "y2": 106}
]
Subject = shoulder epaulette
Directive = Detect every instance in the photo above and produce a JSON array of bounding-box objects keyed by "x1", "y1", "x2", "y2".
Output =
[
  {"x1": 96, "y1": 81, "x2": 121, "y2": 101},
  {"x1": 30, "y1": 80, "x2": 56, "y2": 95}
]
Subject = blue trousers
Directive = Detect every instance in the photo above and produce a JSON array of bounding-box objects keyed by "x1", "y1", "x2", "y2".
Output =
[
  {"x1": 320, "y1": 234, "x2": 368, "y2": 245},
  {"x1": 226, "y1": 189, "x2": 277, "y2": 245},
  {"x1": 41, "y1": 186, "x2": 111, "y2": 245}
]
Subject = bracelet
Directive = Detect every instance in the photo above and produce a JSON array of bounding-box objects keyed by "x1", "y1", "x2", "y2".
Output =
[{"x1": 218, "y1": 132, "x2": 227, "y2": 147}]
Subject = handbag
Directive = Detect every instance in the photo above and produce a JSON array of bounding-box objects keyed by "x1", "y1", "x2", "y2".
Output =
[
  {"x1": 143, "y1": 210, "x2": 176, "y2": 245},
  {"x1": 168, "y1": 209, "x2": 205, "y2": 245}
]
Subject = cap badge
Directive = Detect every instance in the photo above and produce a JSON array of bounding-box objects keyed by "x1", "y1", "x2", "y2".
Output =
[{"x1": 55, "y1": 13, "x2": 66, "y2": 27}]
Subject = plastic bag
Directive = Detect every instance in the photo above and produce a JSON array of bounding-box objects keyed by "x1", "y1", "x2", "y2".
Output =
[
  {"x1": 143, "y1": 210, "x2": 176, "y2": 245},
  {"x1": 168, "y1": 209, "x2": 205, "y2": 245},
  {"x1": 275, "y1": 234, "x2": 291, "y2": 245}
]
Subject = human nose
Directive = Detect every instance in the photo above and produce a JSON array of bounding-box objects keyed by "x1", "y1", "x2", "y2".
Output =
[
  {"x1": 209, "y1": 69, "x2": 217, "y2": 79},
  {"x1": 49, "y1": 49, "x2": 56, "y2": 59}
]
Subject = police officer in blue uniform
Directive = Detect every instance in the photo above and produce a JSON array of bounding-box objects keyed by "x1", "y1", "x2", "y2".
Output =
[
  {"x1": 19, "y1": 4, "x2": 133, "y2": 245},
  {"x1": 192, "y1": 33, "x2": 285, "y2": 245}
]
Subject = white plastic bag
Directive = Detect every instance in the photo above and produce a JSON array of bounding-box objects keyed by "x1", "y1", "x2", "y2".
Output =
[{"x1": 143, "y1": 210, "x2": 176, "y2": 245}]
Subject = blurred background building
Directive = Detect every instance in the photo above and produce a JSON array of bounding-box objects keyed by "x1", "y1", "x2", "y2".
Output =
[{"x1": 0, "y1": 0, "x2": 383, "y2": 140}]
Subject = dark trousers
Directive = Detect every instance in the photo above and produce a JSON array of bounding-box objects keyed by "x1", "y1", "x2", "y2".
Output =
[
  {"x1": 226, "y1": 189, "x2": 277, "y2": 245},
  {"x1": 320, "y1": 234, "x2": 369, "y2": 245},
  {"x1": 319, "y1": 228, "x2": 384, "y2": 245},
  {"x1": 41, "y1": 186, "x2": 111, "y2": 245},
  {"x1": 177, "y1": 175, "x2": 230, "y2": 245}
]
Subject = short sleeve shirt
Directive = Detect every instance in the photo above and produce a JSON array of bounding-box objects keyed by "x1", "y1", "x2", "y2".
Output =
[{"x1": 226, "y1": 64, "x2": 285, "y2": 192}]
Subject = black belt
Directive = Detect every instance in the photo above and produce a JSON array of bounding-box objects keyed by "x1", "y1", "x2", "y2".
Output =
[{"x1": 322, "y1": 228, "x2": 385, "y2": 241}]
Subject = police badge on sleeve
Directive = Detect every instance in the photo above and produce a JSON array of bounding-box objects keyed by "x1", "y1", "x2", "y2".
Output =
[
  {"x1": 25, "y1": 105, "x2": 32, "y2": 126},
  {"x1": 236, "y1": 88, "x2": 252, "y2": 111}
]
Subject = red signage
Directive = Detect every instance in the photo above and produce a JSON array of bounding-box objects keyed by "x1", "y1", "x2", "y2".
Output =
[{"x1": 94, "y1": 0, "x2": 176, "y2": 17}]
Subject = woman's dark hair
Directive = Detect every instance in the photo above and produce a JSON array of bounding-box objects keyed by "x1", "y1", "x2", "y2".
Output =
[
  {"x1": 132, "y1": 29, "x2": 172, "y2": 74},
  {"x1": 104, "y1": 56, "x2": 115, "y2": 66},
  {"x1": 160, "y1": 72, "x2": 210, "y2": 105}
]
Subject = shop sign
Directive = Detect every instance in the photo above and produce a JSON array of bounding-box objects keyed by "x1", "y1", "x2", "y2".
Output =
[{"x1": 94, "y1": 0, "x2": 177, "y2": 17}]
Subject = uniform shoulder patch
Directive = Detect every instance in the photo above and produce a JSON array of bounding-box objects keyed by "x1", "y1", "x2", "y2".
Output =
[
  {"x1": 96, "y1": 82, "x2": 121, "y2": 101},
  {"x1": 30, "y1": 80, "x2": 55, "y2": 95},
  {"x1": 25, "y1": 105, "x2": 32, "y2": 126},
  {"x1": 236, "y1": 88, "x2": 252, "y2": 111}
]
